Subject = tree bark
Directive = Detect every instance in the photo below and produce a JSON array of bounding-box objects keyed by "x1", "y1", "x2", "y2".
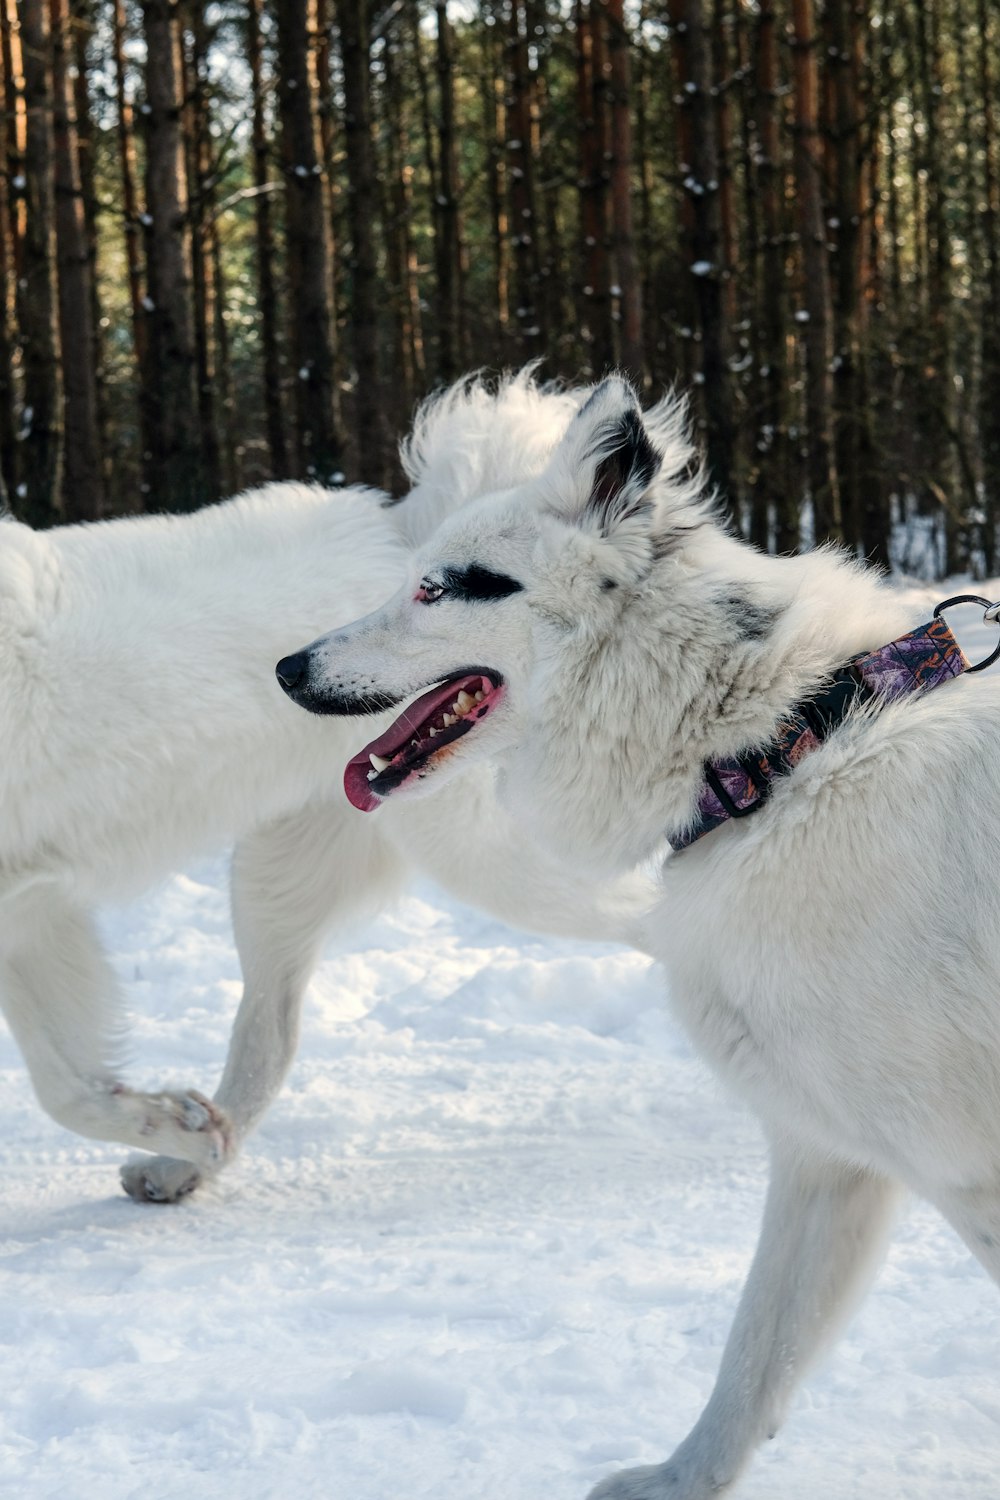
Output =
[
  {"x1": 576, "y1": 0, "x2": 613, "y2": 373},
  {"x1": 17, "y1": 0, "x2": 61, "y2": 525},
  {"x1": 183, "y1": 0, "x2": 222, "y2": 504},
  {"x1": 50, "y1": 0, "x2": 102, "y2": 519},
  {"x1": 140, "y1": 0, "x2": 203, "y2": 511},
  {"x1": 790, "y1": 0, "x2": 838, "y2": 542},
  {"x1": 668, "y1": 0, "x2": 735, "y2": 505},
  {"x1": 383, "y1": 19, "x2": 424, "y2": 411},
  {"x1": 247, "y1": 0, "x2": 287, "y2": 478},
  {"x1": 433, "y1": 0, "x2": 463, "y2": 381},
  {"x1": 275, "y1": 0, "x2": 341, "y2": 483},
  {"x1": 978, "y1": 0, "x2": 1000, "y2": 573},
  {"x1": 111, "y1": 0, "x2": 150, "y2": 508},
  {"x1": 0, "y1": 0, "x2": 22, "y2": 505},
  {"x1": 752, "y1": 0, "x2": 791, "y2": 550},
  {"x1": 605, "y1": 0, "x2": 643, "y2": 380},
  {"x1": 507, "y1": 0, "x2": 543, "y2": 360},
  {"x1": 335, "y1": 0, "x2": 389, "y2": 487},
  {"x1": 827, "y1": 0, "x2": 886, "y2": 565}
]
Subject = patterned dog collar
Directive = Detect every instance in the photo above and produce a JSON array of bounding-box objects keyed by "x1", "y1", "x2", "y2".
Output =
[{"x1": 669, "y1": 604, "x2": 983, "y2": 853}]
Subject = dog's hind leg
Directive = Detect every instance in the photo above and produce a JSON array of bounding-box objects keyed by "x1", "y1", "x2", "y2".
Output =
[
  {"x1": 121, "y1": 799, "x2": 402, "y2": 1203},
  {"x1": 587, "y1": 1148, "x2": 902, "y2": 1500},
  {"x1": 0, "y1": 887, "x2": 232, "y2": 1169}
]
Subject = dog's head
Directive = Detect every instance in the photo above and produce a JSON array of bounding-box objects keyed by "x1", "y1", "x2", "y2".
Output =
[{"x1": 277, "y1": 376, "x2": 725, "y2": 866}]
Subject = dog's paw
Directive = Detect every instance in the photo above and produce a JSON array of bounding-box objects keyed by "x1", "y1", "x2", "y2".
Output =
[
  {"x1": 587, "y1": 1463, "x2": 723, "y2": 1500},
  {"x1": 120, "y1": 1154, "x2": 204, "y2": 1204},
  {"x1": 111, "y1": 1085, "x2": 234, "y2": 1169}
]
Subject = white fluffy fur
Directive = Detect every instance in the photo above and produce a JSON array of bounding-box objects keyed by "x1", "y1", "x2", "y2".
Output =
[
  {"x1": 298, "y1": 375, "x2": 1000, "y2": 1497},
  {"x1": 0, "y1": 371, "x2": 655, "y2": 1203}
]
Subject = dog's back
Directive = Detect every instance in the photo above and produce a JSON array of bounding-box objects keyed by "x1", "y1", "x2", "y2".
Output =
[{"x1": 0, "y1": 484, "x2": 405, "y2": 894}]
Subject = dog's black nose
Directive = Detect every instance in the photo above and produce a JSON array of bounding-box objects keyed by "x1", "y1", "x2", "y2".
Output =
[{"x1": 275, "y1": 651, "x2": 309, "y2": 693}]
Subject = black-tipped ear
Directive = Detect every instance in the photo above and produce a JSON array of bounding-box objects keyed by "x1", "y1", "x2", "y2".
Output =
[{"x1": 585, "y1": 392, "x2": 662, "y2": 535}]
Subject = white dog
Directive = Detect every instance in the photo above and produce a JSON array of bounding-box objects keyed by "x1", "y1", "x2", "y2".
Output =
[
  {"x1": 0, "y1": 373, "x2": 655, "y2": 1205},
  {"x1": 283, "y1": 375, "x2": 1000, "y2": 1497}
]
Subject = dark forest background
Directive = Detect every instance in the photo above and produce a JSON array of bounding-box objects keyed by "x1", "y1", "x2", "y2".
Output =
[{"x1": 1, "y1": 0, "x2": 998, "y2": 576}]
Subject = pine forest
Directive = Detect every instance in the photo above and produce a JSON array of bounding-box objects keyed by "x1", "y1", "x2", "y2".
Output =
[{"x1": 1, "y1": 0, "x2": 999, "y2": 576}]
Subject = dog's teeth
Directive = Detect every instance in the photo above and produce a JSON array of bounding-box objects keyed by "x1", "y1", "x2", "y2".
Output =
[
  {"x1": 367, "y1": 769, "x2": 378, "y2": 782},
  {"x1": 443, "y1": 713, "x2": 456, "y2": 727},
  {"x1": 369, "y1": 753, "x2": 390, "y2": 773},
  {"x1": 429, "y1": 726, "x2": 440, "y2": 737},
  {"x1": 474, "y1": 690, "x2": 485, "y2": 703},
  {"x1": 456, "y1": 690, "x2": 474, "y2": 712}
]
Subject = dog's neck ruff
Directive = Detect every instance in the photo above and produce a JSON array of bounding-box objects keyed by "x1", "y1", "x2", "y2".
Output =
[{"x1": 670, "y1": 612, "x2": 969, "y2": 852}]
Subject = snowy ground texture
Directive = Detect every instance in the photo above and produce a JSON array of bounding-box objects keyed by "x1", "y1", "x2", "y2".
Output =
[{"x1": 3, "y1": 589, "x2": 1000, "y2": 1500}]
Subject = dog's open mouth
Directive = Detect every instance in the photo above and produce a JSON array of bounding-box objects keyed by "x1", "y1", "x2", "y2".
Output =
[{"x1": 345, "y1": 671, "x2": 505, "y2": 811}]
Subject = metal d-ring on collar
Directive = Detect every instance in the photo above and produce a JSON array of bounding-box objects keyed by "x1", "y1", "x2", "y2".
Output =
[{"x1": 932, "y1": 595, "x2": 1000, "y2": 672}]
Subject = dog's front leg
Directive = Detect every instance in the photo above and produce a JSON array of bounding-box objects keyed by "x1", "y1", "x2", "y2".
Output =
[
  {"x1": 122, "y1": 799, "x2": 402, "y2": 1203},
  {"x1": 587, "y1": 1149, "x2": 902, "y2": 1500},
  {"x1": 0, "y1": 887, "x2": 233, "y2": 1172}
]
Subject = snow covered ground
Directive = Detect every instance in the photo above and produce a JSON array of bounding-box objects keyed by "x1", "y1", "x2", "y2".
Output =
[{"x1": 2, "y1": 589, "x2": 1000, "y2": 1499}]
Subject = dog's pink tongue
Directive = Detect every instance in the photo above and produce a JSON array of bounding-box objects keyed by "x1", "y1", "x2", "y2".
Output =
[{"x1": 343, "y1": 675, "x2": 486, "y2": 812}]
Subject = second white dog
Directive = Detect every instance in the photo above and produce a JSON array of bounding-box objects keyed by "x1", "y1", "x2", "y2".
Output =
[{"x1": 0, "y1": 373, "x2": 655, "y2": 1204}]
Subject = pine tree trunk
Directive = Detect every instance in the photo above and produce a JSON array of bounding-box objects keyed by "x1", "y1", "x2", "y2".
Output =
[
  {"x1": 70, "y1": 0, "x2": 108, "y2": 500},
  {"x1": 17, "y1": 0, "x2": 61, "y2": 526},
  {"x1": 606, "y1": 0, "x2": 643, "y2": 380},
  {"x1": 0, "y1": 0, "x2": 22, "y2": 504},
  {"x1": 978, "y1": 0, "x2": 1000, "y2": 573},
  {"x1": 247, "y1": 0, "x2": 287, "y2": 478},
  {"x1": 275, "y1": 0, "x2": 340, "y2": 483},
  {"x1": 507, "y1": 0, "x2": 543, "y2": 360},
  {"x1": 753, "y1": 0, "x2": 791, "y2": 550},
  {"x1": 335, "y1": 0, "x2": 389, "y2": 488},
  {"x1": 481, "y1": 2, "x2": 509, "y2": 359},
  {"x1": 790, "y1": 0, "x2": 838, "y2": 542},
  {"x1": 915, "y1": 0, "x2": 961, "y2": 570},
  {"x1": 383, "y1": 22, "x2": 424, "y2": 411},
  {"x1": 184, "y1": 0, "x2": 221, "y2": 503},
  {"x1": 112, "y1": 0, "x2": 149, "y2": 508},
  {"x1": 669, "y1": 0, "x2": 735, "y2": 504},
  {"x1": 432, "y1": 1, "x2": 462, "y2": 381},
  {"x1": 50, "y1": 0, "x2": 102, "y2": 519},
  {"x1": 140, "y1": 0, "x2": 203, "y2": 511},
  {"x1": 576, "y1": 0, "x2": 613, "y2": 373},
  {"x1": 823, "y1": 0, "x2": 886, "y2": 566}
]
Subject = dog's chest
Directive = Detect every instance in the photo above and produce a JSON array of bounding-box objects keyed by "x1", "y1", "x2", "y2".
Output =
[{"x1": 650, "y1": 838, "x2": 991, "y2": 1181}]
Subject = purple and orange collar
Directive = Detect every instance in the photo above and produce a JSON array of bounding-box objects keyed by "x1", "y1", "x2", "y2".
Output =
[{"x1": 669, "y1": 597, "x2": 998, "y2": 852}]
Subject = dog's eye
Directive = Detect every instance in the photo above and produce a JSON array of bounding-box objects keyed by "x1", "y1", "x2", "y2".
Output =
[
  {"x1": 442, "y1": 565, "x2": 523, "y2": 601},
  {"x1": 416, "y1": 579, "x2": 445, "y2": 603}
]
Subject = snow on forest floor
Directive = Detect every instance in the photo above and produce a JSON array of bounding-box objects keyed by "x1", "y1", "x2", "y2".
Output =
[{"x1": 2, "y1": 585, "x2": 1000, "y2": 1500}]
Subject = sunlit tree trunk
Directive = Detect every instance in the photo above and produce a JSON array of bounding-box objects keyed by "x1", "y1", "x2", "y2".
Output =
[
  {"x1": 668, "y1": 0, "x2": 734, "y2": 504},
  {"x1": 184, "y1": 0, "x2": 221, "y2": 504},
  {"x1": 17, "y1": 0, "x2": 61, "y2": 525},
  {"x1": 752, "y1": 0, "x2": 791, "y2": 549},
  {"x1": 978, "y1": 0, "x2": 1000, "y2": 573},
  {"x1": 335, "y1": 0, "x2": 389, "y2": 487},
  {"x1": 606, "y1": 0, "x2": 643, "y2": 380},
  {"x1": 790, "y1": 0, "x2": 838, "y2": 542},
  {"x1": 51, "y1": 0, "x2": 102, "y2": 519},
  {"x1": 507, "y1": 0, "x2": 544, "y2": 360},
  {"x1": 431, "y1": 1, "x2": 463, "y2": 380},
  {"x1": 141, "y1": 0, "x2": 203, "y2": 511},
  {"x1": 247, "y1": 0, "x2": 287, "y2": 478},
  {"x1": 275, "y1": 0, "x2": 340, "y2": 483},
  {"x1": 0, "y1": 0, "x2": 22, "y2": 504}
]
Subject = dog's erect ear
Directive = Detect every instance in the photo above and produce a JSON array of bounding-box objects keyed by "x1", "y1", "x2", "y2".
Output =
[{"x1": 557, "y1": 376, "x2": 662, "y2": 537}]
